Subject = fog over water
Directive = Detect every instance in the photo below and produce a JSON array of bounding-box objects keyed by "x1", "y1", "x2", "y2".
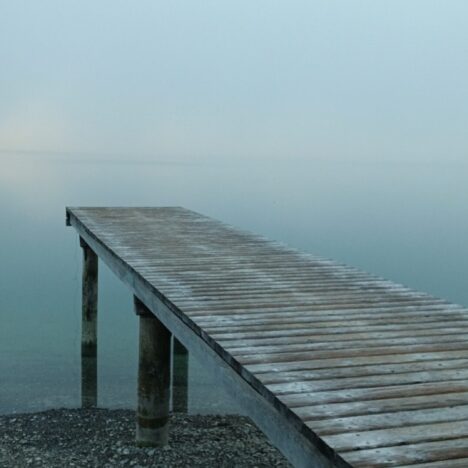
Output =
[
  {"x1": 1, "y1": 2, "x2": 467, "y2": 413},
  {"x1": 1, "y1": 1, "x2": 467, "y2": 162}
]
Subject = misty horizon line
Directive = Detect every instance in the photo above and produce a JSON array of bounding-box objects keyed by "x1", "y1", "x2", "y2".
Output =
[{"x1": 1, "y1": 147, "x2": 467, "y2": 168}]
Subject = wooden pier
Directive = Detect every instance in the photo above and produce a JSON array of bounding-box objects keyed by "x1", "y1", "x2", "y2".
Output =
[{"x1": 67, "y1": 207, "x2": 468, "y2": 467}]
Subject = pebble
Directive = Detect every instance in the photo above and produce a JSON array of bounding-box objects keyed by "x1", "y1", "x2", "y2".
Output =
[{"x1": 0, "y1": 409, "x2": 291, "y2": 467}]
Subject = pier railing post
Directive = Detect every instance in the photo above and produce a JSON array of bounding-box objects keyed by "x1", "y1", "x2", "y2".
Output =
[
  {"x1": 80, "y1": 237, "x2": 98, "y2": 408},
  {"x1": 134, "y1": 296, "x2": 171, "y2": 447},
  {"x1": 172, "y1": 338, "x2": 188, "y2": 413}
]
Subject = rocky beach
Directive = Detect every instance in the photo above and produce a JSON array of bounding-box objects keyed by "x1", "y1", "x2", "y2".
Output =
[{"x1": 0, "y1": 409, "x2": 290, "y2": 467}]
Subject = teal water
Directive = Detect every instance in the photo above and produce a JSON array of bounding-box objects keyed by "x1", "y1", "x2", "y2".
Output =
[{"x1": 1, "y1": 154, "x2": 468, "y2": 414}]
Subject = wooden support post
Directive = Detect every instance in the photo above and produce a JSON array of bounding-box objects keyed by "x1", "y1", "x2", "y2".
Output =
[
  {"x1": 134, "y1": 297, "x2": 171, "y2": 447},
  {"x1": 80, "y1": 237, "x2": 98, "y2": 408},
  {"x1": 172, "y1": 337, "x2": 188, "y2": 413}
]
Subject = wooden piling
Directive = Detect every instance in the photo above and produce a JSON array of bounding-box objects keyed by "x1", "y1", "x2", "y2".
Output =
[
  {"x1": 172, "y1": 338, "x2": 188, "y2": 413},
  {"x1": 80, "y1": 237, "x2": 98, "y2": 408},
  {"x1": 134, "y1": 297, "x2": 171, "y2": 447}
]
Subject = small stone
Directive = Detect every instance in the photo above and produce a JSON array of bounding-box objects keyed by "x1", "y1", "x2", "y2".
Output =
[{"x1": 0, "y1": 409, "x2": 290, "y2": 467}]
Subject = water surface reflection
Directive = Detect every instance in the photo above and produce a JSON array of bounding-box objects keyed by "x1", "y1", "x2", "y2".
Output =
[{"x1": 1, "y1": 155, "x2": 467, "y2": 414}]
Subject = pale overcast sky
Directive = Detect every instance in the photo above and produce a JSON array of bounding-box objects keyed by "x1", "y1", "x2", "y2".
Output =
[{"x1": 1, "y1": 1, "x2": 467, "y2": 162}]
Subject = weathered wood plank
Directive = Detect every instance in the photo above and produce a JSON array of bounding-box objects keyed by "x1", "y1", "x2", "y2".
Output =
[
  {"x1": 265, "y1": 368, "x2": 468, "y2": 395},
  {"x1": 257, "y1": 358, "x2": 468, "y2": 385},
  {"x1": 192, "y1": 306, "x2": 466, "y2": 327},
  {"x1": 308, "y1": 404, "x2": 468, "y2": 436},
  {"x1": 205, "y1": 316, "x2": 468, "y2": 336},
  {"x1": 331, "y1": 420, "x2": 468, "y2": 454},
  {"x1": 236, "y1": 341, "x2": 468, "y2": 366},
  {"x1": 341, "y1": 437, "x2": 468, "y2": 467},
  {"x1": 398, "y1": 458, "x2": 468, "y2": 468},
  {"x1": 177, "y1": 300, "x2": 453, "y2": 316},
  {"x1": 279, "y1": 381, "x2": 468, "y2": 408},
  {"x1": 223, "y1": 332, "x2": 468, "y2": 356},
  {"x1": 177, "y1": 298, "x2": 446, "y2": 313},
  {"x1": 246, "y1": 349, "x2": 468, "y2": 374},
  {"x1": 212, "y1": 323, "x2": 468, "y2": 347},
  {"x1": 292, "y1": 391, "x2": 468, "y2": 420}
]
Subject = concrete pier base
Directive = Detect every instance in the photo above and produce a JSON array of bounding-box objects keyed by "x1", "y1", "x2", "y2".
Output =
[
  {"x1": 80, "y1": 237, "x2": 98, "y2": 408},
  {"x1": 134, "y1": 297, "x2": 171, "y2": 447}
]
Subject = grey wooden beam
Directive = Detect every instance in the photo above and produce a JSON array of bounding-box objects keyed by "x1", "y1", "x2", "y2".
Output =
[
  {"x1": 172, "y1": 337, "x2": 189, "y2": 413},
  {"x1": 80, "y1": 237, "x2": 98, "y2": 408},
  {"x1": 135, "y1": 296, "x2": 171, "y2": 447}
]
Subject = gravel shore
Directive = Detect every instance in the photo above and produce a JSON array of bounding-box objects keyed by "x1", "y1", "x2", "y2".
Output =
[{"x1": 0, "y1": 409, "x2": 291, "y2": 467}]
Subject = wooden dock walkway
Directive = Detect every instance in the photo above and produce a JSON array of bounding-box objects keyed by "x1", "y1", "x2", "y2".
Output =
[{"x1": 67, "y1": 207, "x2": 468, "y2": 467}]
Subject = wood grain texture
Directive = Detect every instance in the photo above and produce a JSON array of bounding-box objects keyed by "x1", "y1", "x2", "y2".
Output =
[{"x1": 67, "y1": 207, "x2": 468, "y2": 467}]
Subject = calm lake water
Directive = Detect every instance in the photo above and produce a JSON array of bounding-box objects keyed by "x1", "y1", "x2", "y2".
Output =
[{"x1": 1, "y1": 154, "x2": 468, "y2": 415}]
